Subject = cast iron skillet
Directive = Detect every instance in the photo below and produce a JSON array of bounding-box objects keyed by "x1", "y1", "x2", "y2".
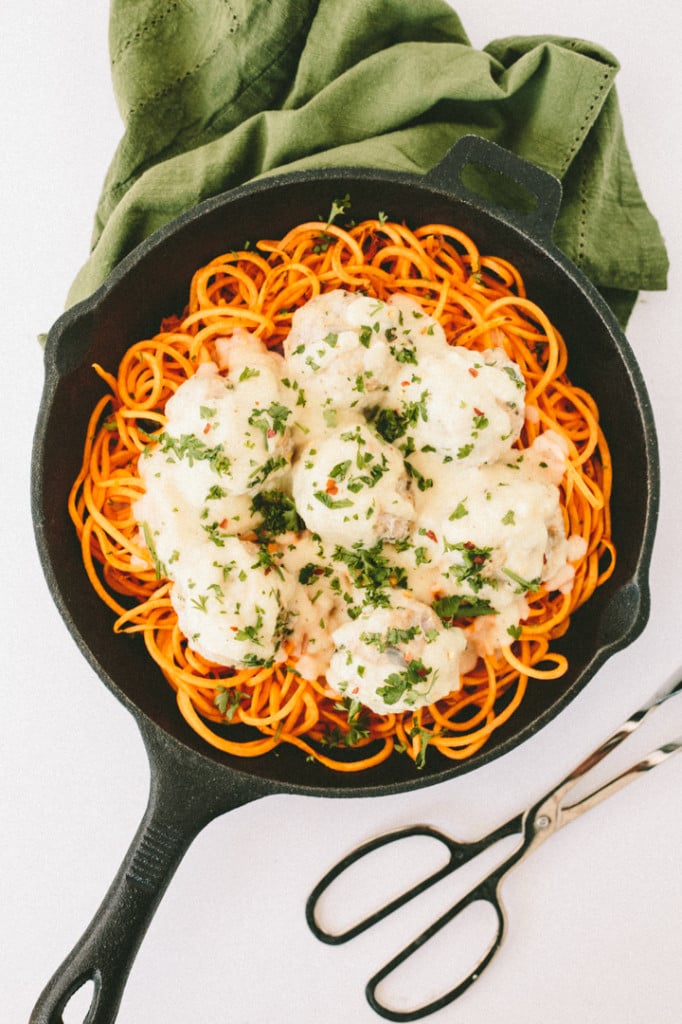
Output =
[{"x1": 30, "y1": 135, "x2": 658, "y2": 1023}]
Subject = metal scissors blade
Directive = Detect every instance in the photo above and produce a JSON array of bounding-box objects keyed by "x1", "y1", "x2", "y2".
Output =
[{"x1": 306, "y1": 678, "x2": 682, "y2": 1021}]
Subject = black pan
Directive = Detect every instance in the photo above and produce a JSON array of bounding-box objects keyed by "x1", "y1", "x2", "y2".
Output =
[{"x1": 30, "y1": 135, "x2": 658, "y2": 1023}]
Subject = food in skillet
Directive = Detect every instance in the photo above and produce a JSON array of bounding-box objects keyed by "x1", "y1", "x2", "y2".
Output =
[{"x1": 69, "y1": 211, "x2": 614, "y2": 770}]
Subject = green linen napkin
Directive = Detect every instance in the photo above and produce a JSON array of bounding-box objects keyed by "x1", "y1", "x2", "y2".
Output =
[{"x1": 67, "y1": 0, "x2": 668, "y2": 326}]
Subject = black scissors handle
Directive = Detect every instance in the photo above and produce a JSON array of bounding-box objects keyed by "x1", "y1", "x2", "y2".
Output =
[
  {"x1": 305, "y1": 816, "x2": 523, "y2": 946},
  {"x1": 306, "y1": 817, "x2": 526, "y2": 1021},
  {"x1": 365, "y1": 869, "x2": 508, "y2": 1022}
]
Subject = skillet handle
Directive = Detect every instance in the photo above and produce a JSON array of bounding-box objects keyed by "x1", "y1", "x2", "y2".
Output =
[
  {"x1": 426, "y1": 134, "x2": 562, "y2": 242},
  {"x1": 30, "y1": 722, "x2": 266, "y2": 1024}
]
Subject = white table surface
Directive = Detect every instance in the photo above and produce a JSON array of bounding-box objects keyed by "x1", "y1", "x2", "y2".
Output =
[{"x1": 3, "y1": 3, "x2": 681, "y2": 1022}]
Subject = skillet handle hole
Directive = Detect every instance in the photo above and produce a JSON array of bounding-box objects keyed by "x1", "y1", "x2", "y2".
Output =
[
  {"x1": 460, "y1": 161, "x2": 538, "y2": 219},
  {"x1": 60, "y1": 975, "x2": 98, "y2": 1024}
]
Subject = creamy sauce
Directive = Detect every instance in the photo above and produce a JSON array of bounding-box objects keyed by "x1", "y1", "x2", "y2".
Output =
[{"x1": 135, "y1": 289, "x2": 581, "y2": 714}]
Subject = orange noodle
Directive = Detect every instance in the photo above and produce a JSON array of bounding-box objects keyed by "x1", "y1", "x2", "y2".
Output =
[{"x1": 69, "y1": 214, "x2": 615, "y2": 771}]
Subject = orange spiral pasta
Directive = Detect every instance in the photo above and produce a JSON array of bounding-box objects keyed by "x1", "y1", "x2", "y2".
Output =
[{"x1": 68, "y1": 213, "x2": 615, "y2": 771}]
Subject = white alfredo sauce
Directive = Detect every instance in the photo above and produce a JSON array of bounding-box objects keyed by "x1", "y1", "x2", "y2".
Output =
[{"x1": 134, "y1": 289, "x2": 581, "y2": 714}]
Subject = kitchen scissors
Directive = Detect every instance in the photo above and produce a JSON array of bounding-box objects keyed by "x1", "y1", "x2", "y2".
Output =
[{"x1": 306, "y1": 678, "x2": 682, "y2": 1021}]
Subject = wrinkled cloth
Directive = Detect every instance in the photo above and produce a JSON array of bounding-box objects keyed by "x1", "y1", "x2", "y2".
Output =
[{"x1": 68, "y1": 0, "x2": 668, "y2": 326}]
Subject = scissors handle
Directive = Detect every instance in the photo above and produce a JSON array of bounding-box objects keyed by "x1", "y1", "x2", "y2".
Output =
[
  {"x1": 305, "y1": 816, "x2": 522, "y2": 945},
  {"x1": 365, "y1": 866, "x2": 509, "y2": 1022}
]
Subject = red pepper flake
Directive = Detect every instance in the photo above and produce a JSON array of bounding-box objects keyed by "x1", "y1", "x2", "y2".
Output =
[
  {"x1": 425, "y1": 529, "x2": 438, "y2": 543},
  {"x1": 463, "y1": 540, "x2": 486, "y2": 565},
  {"x1": 219, "y1": 518, "x2": 228, "y2": 530},
  {"x1": 473, "y1": 407, "x2": 484, "y2": 416},
  {"x1": 203, "y1": 423, "x2": 212, "y2": 434},
  {"x1": 267, "y1": 428, "x2": 275, "y2": 438},
  {"x1": 326, "y1": 479, "x2": 339, "y2": 495},
  {"x1": 400, "y1": 380, "x2": 410, "y2": 387},
  {"x1": 468, "y1": 367, "x2": 479, "y2": 378}
]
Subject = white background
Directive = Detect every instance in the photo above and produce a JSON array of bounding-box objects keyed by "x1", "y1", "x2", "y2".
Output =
[{"x1": 3, "y1": 2, "x2": 681, "y2": 1023}]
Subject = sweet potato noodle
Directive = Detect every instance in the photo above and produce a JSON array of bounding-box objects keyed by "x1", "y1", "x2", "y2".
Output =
[{"x1": 69, "y1": 214, "x2": 615, "y2": 771}]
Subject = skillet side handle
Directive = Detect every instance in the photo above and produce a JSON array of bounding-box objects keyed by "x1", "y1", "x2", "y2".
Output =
[
  {"x1": 30, "y1": 724, "x2": 267, "y2": 1024},
  {"x1": 426, "y1": 134, "x2": 562, "y2": 242}
]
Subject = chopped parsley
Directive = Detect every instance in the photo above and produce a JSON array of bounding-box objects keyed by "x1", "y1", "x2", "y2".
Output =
[
  {"x1": 449, "y1": 501, "x2": 468, "y2": 520},
  {"x1": 325, "y1": 194, "x2": 351, "y2": 227},
  {"x1": 360, "y1": 624, "x2": 421, "y2": 651},
  {"x1": 389, "y1": 343, "x2": 418, "y2": 365},
  {"x1": 372, "y1": 407, "x2": 406, "y2": 442},
  {"x1": 214, "y1": 687, "x2": 249, "y2": 720},
  {"x1": 314, "y1": 491, "x2": 354, "y2": 509},
  {"x1": 502, "y1": 365, "x2": 525, "y2": 390},
  {"x1": 247, "y1": 455, "x2": 288, "y2": 488},
  {"x1": 409, "y1": 723, "x2": 435, "y2": 769},
  {"x1": 205, "y1": 484, "x2": 228, "y2": 501},
  {"x1": 404, "y1": 459, "x2": 433, "y2": 492},
  {"x1": 155, "y1": 432, "x2": 232, "y2": 476},
  {"x1": 240, "y1": 652, "x2": 275, "y2": 668},
  {"x1": 445, "y1": 542, "x2": 493, "y2": 592},
  {"x1": 234, "y1": 608, "x2": 264, "y2": 645},
  {"x1": 247, "y1": 401, "x2": 291, "y2": 443},
  {"x1": 358, "y1": 325, "x2": 373, "y2": 348},
  {"x1": 239, "y1": 366, "x2": 260, "y2": 382},
  {"x1": 333, "y1": 541, "x2": 408, "y2": 606},
  {"x1": 141, "y1": 520, "x2": 166, "y2": 579},
  {"x1": 323, "y1": 697, "x2": 371, "y2": 748},
  {"x1": 377, "y1": 658, "x2": 435, "y2": 706},
  {"x1": 329, "y1": 459, "x2": 352, "y2": 481},
  {"x1": 202, "y1": 521, "x2": 228, "y2": 546},
  {"x1": 371, "y1": 391, "x2": 429, "y2": 443},
  {"x1": 503, "y1": 568, "x2": 541, "y2": 594},
  {"x1": 298, "y1": 561, "x2": 332, "y2": 585},
  {"x1": 349, "y1": 453, "x2": 389, "y2": 492},
  {"x1": 251, "y1": 490, "x2": 304, "y2": 535},
  {"x1": 433, "y1": 594, "x2": 495, "y2": 621}
]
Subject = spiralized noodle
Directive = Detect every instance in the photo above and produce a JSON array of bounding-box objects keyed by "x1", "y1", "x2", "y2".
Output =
[{"x1": 68, "y1": 213, "x2": 615, "y2": 771}]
